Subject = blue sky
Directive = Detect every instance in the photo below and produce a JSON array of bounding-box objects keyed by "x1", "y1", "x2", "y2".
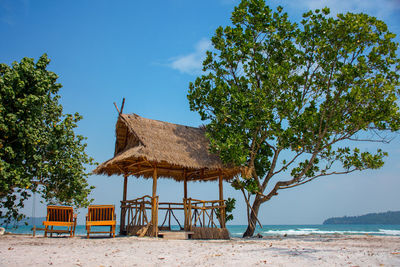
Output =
[{"x1": 1, "y1": 0, "x2": 400, "y2": 225}]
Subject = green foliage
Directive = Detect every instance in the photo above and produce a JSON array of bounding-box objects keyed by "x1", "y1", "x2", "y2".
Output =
[
  {"x1": 323, "y1": 211, "x2": 400, "y2": 225},
  {"x1": 0, "y1": 54, "x2": 95, "y2": 223},
  {"x1": 188, "y1": 0, "x2": 400, "y2": 236},
  {"x1": 216, "y1": 197, "x2": 236, "y2": 222}
]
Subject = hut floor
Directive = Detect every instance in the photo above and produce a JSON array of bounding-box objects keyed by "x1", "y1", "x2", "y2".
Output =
[
  {"x1": 126, "y1": 226, "x2": 230, "y2": 239},
  {"x1": 158, "y1": 231, "x2": 194, "y2": 240}
]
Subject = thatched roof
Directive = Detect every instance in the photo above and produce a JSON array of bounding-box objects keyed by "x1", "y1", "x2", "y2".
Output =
[{"x1": 93, "y1": 113, "x2": 240, "y2": 181}]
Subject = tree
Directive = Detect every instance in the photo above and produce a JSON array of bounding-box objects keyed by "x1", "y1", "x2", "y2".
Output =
[
  {"x1": 188, "y1": 0, "x2": 400, "y2": 237},
  {"x1": 0, "y1": 54, "x2": 95, "y2": 224}
]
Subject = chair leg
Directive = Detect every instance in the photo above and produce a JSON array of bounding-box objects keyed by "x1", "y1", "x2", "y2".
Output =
[
  {"x1": 44, "y1": 226, "x2": 48, "y2": 237},
  {"x1": 50, "y1": 226, "x2": 53, "y2": 237},
  {"x1": 86, "y1": 226, "x2": 90, "y2": 239},
  {"x1": 113, "y1": 226, "x2": 115, "y2": 238}
]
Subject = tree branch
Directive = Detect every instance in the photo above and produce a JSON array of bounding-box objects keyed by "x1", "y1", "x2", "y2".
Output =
[
  {"x1": 279, "y1": 168, "x2": 359, "y2": 189},
  {"x1": 272, "y1": 150, "x2": 305, "y2": 176}
]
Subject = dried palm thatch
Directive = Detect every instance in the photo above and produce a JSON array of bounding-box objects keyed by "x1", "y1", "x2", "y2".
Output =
[
  {"x1": 191, "y1": 226, "x2": 230, "y2": 239},
  {"x1": 93, "y1": 113, "x2": 240, "y2": 181}
]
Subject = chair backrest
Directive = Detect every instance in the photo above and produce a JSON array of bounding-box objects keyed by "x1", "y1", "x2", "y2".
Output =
[
  {"x1": 47, "y1": 206, "x2": 73, "y2": 222},
  {"x1": 87, "y1": 205, "x2": 115, "y2": 221}
]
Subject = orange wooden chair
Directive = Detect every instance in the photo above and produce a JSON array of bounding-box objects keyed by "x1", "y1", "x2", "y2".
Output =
[
  {"x1": 86, "y1": 205, "x2": 116, "y2": 238},
  {"x1": 42, "y1": 205, "x2": 77, "y2": 237}
]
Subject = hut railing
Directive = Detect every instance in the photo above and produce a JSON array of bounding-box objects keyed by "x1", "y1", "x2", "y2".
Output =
[
  {"x1": 159, "y1": 202, "x2": 185, "y2": 230},
  {"x1": 121, "y1": 196, "x2": 226, "y2": 235},
  {"x1": 184, "y1": 198, "x2": 226, "y2": 231},
  {"x1": 121, "y1": 195, "x2": 156, "y2": 235},
  {"x1": 121, "y1": 196, "x2": 186, "y2": 234}
]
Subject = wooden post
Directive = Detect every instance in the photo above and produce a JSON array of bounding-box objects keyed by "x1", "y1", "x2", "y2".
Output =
[
  {"x1": 152, "y1": 167, "x2": 158, "y2": 237},
  {"x1": 218, "y1": 173, "x2": 226, "y2": 228},
  {"x1": 188, "y1": 198, "x2": 192, "y2": 231},
  {"x1": 183, "y1": 169, "x2": 188, "y2": 230},
  {"x1": 152, "y1": 167, "x2": 157, "y2": 198},
  {"x1": 183, "y1": 169, "x2": 188, "y2": 200},
  {"x1": 120, "y1": 174, "x2": 128, "y2": 235}
]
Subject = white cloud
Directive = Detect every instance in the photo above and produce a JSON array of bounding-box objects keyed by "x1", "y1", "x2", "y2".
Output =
[
  {"x1": 169, "y1": 38, "x2": 212, "y2": 75},
  {"x1": 292, "y1": 0, "x2": 400, "y2": 18}
]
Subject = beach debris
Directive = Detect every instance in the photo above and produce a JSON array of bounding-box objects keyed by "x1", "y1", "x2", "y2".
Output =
[
  {"x1": 0, "y1": 227, "x2": 5, "y2": 235},
  {"x1": 137, "y1": 224, "x2": 150, "y2": 237}
]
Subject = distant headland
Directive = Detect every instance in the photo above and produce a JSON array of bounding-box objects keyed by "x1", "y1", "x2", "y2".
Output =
[{"x1": 323, "y1": 211, "x2": 400, "y2": 225}]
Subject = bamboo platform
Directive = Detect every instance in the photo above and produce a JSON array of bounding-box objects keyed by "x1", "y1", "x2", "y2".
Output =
[{"x1": 158, "y1": 231, "x2": 194, "y2": 240}]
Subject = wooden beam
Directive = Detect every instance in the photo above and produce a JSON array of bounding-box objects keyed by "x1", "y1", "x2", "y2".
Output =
[
  {"x1": 218, "y1": 173, "x2": 224, "y2": 203},
  {"x1": 152, "y1": 166, "x2": 158, "y2": 237},
  {"x1": 120, "y1": 174, "x2": 128, "y2": 235},
  {"x1": 113, "y1": 102, "x2": 120, "y2": 114},
  {"x1": 125, "y1": 160, "x2": 148, "y2": 169},
  {"x1": 120, "y1": 98, "x2": 125, "y2": 114},
  {"x1": 115, "y1": 164, "x2": 125, "y2": 174},
  {"x1": 129, "y1": 168, "x2": 153, "y2": 176},
  {"x1": 124, "y1": 165, "x2": 212, "y2": 179},
  {"x1": 123, "y1": 175, "x2": 128, "y2": 202},
  {"x1": 218, "y1": 172, "x2": 226, "y2": 228},
  {"x1": 183, "y1": 169, "x2": 187, "y2": 200},
  {"x1": 152, "y1": 167, "x2": 158, "y2": 198}
]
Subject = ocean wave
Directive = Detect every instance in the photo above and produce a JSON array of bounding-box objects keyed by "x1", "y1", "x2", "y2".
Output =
[
  {"x1": 378, "y1": 229, "x2": 400, "y2": 235},
  {"x1": 260, "y1": 229, "x2": 383, "y2": 236}
]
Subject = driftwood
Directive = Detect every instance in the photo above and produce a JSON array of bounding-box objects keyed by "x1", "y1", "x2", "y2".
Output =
[{"x1": 137, "y1": 223, "x2": 150, "y2": 237}]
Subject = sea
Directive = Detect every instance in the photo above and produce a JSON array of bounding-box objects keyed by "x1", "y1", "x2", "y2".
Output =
[{"x1": 4, "y1": 224, "x2": 400, "y2": 237}]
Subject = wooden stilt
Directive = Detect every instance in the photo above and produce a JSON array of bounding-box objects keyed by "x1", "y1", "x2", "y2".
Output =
[
  {"x1": 152, "y1": 167, "x2": 158, "y2": 237},
  {"x1": 183, "y1": 169, "x2": 188, "y2": 230},
  {"x1": 120, "y1": 174, "x2": 128, "y2": 235},
  {"x1": 218, "y1": 173, "x2": 226, "y2": 228},
  {"x1": 184, "y1": 169, "x2": 187, "y2": 200},
  {"x1": 152, "y1": 167, "x2": 157, "y2": 198}
]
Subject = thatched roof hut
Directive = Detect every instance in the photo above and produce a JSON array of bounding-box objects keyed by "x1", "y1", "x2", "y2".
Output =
[
  {"x1": 94, "y1": 111, "x2": 237, "y2": 237},
  {"x1": 93, "y1": 113, "x2": 240, "y2": 181}
]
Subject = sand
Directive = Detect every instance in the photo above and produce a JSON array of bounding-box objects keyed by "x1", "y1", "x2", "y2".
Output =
[{"x1": 1, "y1": 234, "x2": 400, "y2": 266}]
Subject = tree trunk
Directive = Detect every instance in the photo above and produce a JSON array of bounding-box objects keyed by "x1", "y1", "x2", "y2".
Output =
[{"x1": 243, "y1": 196, "x2": 262, "y2": 237}]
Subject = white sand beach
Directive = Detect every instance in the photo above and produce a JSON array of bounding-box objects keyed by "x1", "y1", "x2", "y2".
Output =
[{"x1": 1, "y1": 234, "x2": 399, "y2": 266}]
